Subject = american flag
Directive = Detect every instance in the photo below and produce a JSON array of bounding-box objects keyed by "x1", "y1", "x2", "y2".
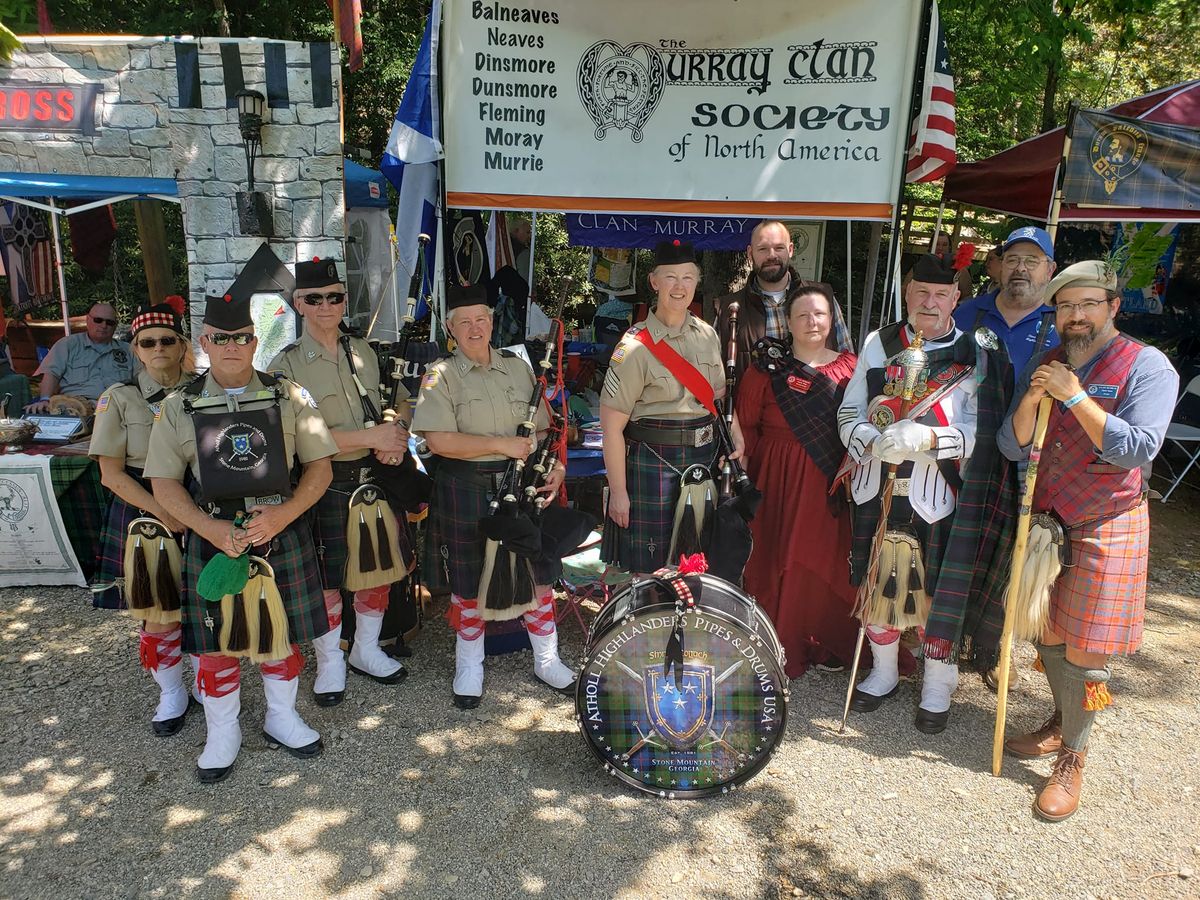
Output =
[{"x1": 905, "y1": 1, "x2": 957, "y2": 183}]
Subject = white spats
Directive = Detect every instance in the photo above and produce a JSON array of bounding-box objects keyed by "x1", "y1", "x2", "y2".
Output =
[
  {"x1": 347, "y1": 613, "x2": 405, "y2": 679},
  {"x1": 856, "y1": 634, "x2": 900, "y2": 698},
  {"x1": 919, "y1": 656, "x2": 960, "y2": 714},
  {"x1": 261, "y1": 676, "x2": 320, "y2": 751},
  {"x1": 311, "y1": 622, "x2": 348, "y2": 694},
  {"x1": 528, "y1": 628, "x2": 576, "y2": 692},
  {"x1": 453, "y1": 633, "x2": 485, "y2": 699},
  {"x1": 150, "y1": 660, "x2": 189, "y2": 723},
  {"x1": 197, "y1": 688, "x2": 242, "y2": 771}
]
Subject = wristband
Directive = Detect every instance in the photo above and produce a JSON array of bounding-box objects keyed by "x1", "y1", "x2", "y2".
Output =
[{"x1": 1063, "y1": 391, "x2": 1087, "y2": 409}]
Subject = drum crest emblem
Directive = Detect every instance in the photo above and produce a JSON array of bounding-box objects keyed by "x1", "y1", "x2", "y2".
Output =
[
  {"x1": 577, "y1": 41, "x2": 666, "y2": 143},
  {"x1": 643, "y1": 664, "x2": 714, "y2": 750}
]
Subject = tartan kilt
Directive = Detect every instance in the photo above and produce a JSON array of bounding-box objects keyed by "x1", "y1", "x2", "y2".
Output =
[
  {"x1": 601, "y1": 421, "x2": 718, "y2": 574},
  {"x1": 429, "y1": 460, "x2": 510, "y2": 598},
  {"x1": 94, "y1": 495, "x2": 140, "y2": 610},
  {"x1": 1049, "y1": 502, "x2": 1149, "y2": 655},
  {"x1": 180, "y1": 522, "x2": 329, "y2": 655},
  {"x1": 310, "y1": 477, "x2": 358, "y2": 588}
]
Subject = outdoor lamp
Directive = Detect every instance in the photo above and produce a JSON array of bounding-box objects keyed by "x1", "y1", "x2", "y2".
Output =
[{"x1": 234, "y1": 89, "x2": 275, "y2": 237}]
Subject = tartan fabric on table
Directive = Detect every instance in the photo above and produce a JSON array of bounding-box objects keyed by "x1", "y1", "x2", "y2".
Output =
[
  {"x1": 179, "y1": 522, "x2": 328, "y2": 655},
  {"x1": 93, "y1": 495, "x2": 139, "y2": 609},
  {"x1": 1049, "y1": 502, "x2": 1149, "y2": 655},
  {"x1": 600, "y1": 417, "x2": 718, "y2": 574},
  {"x1": 45, "y1": 453, "x2": 108, "y2": 581},
  {"x1": 427, "y1": 459, "x2": 509, "y2": 597}
]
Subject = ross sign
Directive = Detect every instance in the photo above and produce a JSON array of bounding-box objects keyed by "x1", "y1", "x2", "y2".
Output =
[
  {"x1": 0, "y1": 80, "x2": 100, "y2": 135},
  {"x1": 442, "y1": 0, "x2": 924, "y2": 219}
]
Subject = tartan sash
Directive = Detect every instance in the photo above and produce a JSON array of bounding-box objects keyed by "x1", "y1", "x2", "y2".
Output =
[{"x1": 769, "y1": 360, "x2": 846, "y2": 483}]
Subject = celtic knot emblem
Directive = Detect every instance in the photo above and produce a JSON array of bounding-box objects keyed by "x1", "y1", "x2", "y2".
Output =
[{"x1": 577, "y1": 41, "x2": 666, "y2": 143}]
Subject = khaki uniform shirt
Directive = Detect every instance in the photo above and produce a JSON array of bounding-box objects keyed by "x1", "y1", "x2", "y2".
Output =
[
  {"x1": 36, "y1": 333, "x2": 136, "y2": 401},
  {"x1": 143, "y1": 371, "x2": 337, "y2": 484},
  {"x1": 89, "y1": 370, "x2": 193, "y2": 470},
  {"x1": 601, "y1": 310, "x2": 723, "y2": 420},
  {"x1": 412, "y1": 348, "x2": 549, "y2": 462},
  {"x1": 269, "y1": 331, "x2": 408, "y2": 463}
]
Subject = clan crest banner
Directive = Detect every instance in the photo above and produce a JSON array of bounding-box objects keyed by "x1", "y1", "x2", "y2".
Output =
[
  {"x1": 1062, "y1": 109, "x2": 1200, "y2": 212},
  {"x1": 441, "y1": 0, "x2": 925, "y2": 218}
]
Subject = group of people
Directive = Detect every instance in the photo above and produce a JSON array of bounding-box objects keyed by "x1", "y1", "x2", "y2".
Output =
[{"x1": 57, "y1": 218, "x2": 1176, "y2": 823}]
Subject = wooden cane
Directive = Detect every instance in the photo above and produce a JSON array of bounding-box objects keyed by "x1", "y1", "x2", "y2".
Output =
[
  {"x1": 839, "y1": 334, "x2": 927, "y2": 733},
  {"x1": 991, "y1": 395, "x2": 1054, "y2": 775}
]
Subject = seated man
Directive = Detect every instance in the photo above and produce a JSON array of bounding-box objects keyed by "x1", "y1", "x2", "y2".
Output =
[{"x1": 25, "y1": 302, "x2": 134, "y2": 413}]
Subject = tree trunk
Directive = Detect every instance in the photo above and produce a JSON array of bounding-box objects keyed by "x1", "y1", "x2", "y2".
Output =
[
  {"x1": 1040, "y1": 55, "x2": 1061, "y2": 133},
  {"x1": 213, "y1": 0, "x2": 231, "y2": 37}
]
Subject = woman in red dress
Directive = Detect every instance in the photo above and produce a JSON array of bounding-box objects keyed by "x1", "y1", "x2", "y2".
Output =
[{"x1": 737, "y1": 283, "x2": 858, "y2": 679}]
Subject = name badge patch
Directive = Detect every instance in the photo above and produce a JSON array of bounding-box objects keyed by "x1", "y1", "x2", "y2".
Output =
[
  {"x1": 786, "y1": 374, "x2": 811, "y2": 393},
  {"x1": 1087, "y1": 384, "x2": 1119, "y2": 399}
]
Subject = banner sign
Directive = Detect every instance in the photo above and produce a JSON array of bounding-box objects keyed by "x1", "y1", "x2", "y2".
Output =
[
  {"x1": 0, "y1": 80, "x2": 100, "y2": 135},
  {"x1": 442, "y1": 0, "x2": 923, "y2": 219},
  {"x1": 0, "y1": 455, "x2": 86, "y2": 588},
  {"x1": 1063, "y1": 109, "x2": 1200, "y2": 213},
  {"x1": 1113, "y1": 222, "x2": 1178, "y2": 315},
  {"x1": 589, "y1": 247, "x2": 638, "y2": 295},
  {"x1": 567, "y1": 214, "x2": 753, "y2": 251}
]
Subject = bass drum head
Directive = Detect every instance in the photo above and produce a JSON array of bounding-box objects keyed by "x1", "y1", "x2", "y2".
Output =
[{"x1": 576, "y1": 576, "x2": 788, "y2": 798}]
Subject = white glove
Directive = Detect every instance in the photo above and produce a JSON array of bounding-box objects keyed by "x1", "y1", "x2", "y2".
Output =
[{"x1": 874, "y1": 419, "x2": 933, "y2": 464}]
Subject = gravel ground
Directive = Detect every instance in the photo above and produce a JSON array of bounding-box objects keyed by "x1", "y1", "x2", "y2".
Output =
[{"x1": 2, "y1": 502, "x2": 1199, "y2": 900}]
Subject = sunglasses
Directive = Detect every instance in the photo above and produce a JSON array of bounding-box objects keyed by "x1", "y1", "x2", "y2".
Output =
[
  {"x1": 299, "y1": 291, "x2": 347, "y2": 307},
  {"x1": 204, "y1": 332, "x2": 255, "y2": 347},
  {"x1": 136, "y1": 336, "x2": 179, "y2": 349},
  {"x1": 92, "y1": 316, "x2": 118, "y2": 327}
]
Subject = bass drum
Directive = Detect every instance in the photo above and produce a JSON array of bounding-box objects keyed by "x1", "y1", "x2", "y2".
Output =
[{"x1": 575, "y1": 572, "x2": 788, "y2": 798}]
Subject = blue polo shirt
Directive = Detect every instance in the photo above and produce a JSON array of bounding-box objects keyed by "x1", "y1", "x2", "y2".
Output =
[{"x1": 954, "y1": 290, "x2": 1059, "y2": 382}]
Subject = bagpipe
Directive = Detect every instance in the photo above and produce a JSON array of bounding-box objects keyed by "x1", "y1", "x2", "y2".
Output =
[
  {"x1": 477, "y1": 277, "x2": 595, "y2": 618},
  {"x1": 701, "y1": 301, "x2": 761, "y2": 585}
]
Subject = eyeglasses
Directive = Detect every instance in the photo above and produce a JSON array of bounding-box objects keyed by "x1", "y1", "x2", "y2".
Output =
[
  {"x1": 91, "y1": 316, "x2": 118, "y2": 327},
  {"x1": 135, "y1": 336, "x2": 179, "y2": 349},
  {"x1": 1055, "y1": 299, "x2": 1112, "y2": 315},
  {"x1": 1002, "y1": 255, "x2": 1048, "y2": 269},
  {"x1": 299, "y1": 292, "x2": 346, "y2": 307},
  {"x1": 204, "y1": 332, "x2": 256, "y2": 346}
]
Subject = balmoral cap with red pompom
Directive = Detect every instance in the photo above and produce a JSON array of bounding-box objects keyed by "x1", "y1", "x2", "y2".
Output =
[
  {"x1": 202, "y1": 291, "x2": 253, "y2": 331},
  {"x1": 652, "y1": 239, "x2": 698, "y2": 268},
  {"x1": 295, "y1": 256, "x2": 341, "y2": 290}
]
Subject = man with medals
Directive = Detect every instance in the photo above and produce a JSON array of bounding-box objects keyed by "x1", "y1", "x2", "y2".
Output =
[
  {"x1": 270, "y1": 258, "x2": 413, "y2": 706},
  {"x1": 91, "y1": 298, "x2": 197, "y2": 734},
  {"x1": 600, "y1": 240, "x2": 744, "y2": 576},
  {"x1": 998, "y1": 260, "x2": 1177, "y2": 821},
  {"x1": 411, "y1": 283, "x2": 572, "y2": 710},
  {"x1": 146, "y1": 292, "x2": 338, "y2": 783},
  {"x1": 838, "y1": 253, "x2": 1015, "y2": 733}
]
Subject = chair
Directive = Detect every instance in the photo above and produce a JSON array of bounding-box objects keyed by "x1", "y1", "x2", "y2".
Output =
[{"x1": 1157, "y1": 374, "x2": 1200, "y2": 502}]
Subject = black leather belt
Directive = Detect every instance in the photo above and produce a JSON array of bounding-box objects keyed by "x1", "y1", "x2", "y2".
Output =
[
  {"x1": 330, "y1": 459, "x2": 374, "y2": 484},
  {"x1": 624, "y1": 417, "x2": 715, "y2": 448}
]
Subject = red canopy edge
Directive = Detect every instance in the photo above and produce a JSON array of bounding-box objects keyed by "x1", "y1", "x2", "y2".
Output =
[{"x1": 943, "y1": 80, "x2": 1200, "y2": 222}]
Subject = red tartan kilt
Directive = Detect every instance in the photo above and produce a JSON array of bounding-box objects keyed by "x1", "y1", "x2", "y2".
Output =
[{"x1": 1049, "y1": 502, "x2": 1149, "y2": 655}]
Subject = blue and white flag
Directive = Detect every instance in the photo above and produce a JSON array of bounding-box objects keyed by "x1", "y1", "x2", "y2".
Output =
[{"x1": 381, "y1": 0, "x2": 442, "y2": 319}]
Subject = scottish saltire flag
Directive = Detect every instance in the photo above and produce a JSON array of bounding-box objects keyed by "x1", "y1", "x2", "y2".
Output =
[
  {"x1": 1062, "y1": 108, "x2": 1200, "y2": 210},
  {"x1": 0, "y1": 201, "x2": 56, "y2": 314},
  {"x1": 905, "y1": 1, "x2": 956, "y2": 183},
  {"x1": 381, "y1": 0, "x2": 442, "y2": 319}
]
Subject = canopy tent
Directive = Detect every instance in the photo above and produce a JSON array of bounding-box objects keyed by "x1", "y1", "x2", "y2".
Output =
[
  {"x1": 943, "y1": 80, "x2": 1200, "y2": 222},
  {"x1": 0, "y1": 171, "x2": 181, "y2": 334},
  {"x1": 343, "y1": 159, "x2": 389, "y2": 210}
]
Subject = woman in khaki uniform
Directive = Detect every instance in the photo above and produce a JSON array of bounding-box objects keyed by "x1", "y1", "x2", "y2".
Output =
[
  {"x1": 91, "y1": 299, "x2": 197, "y2": 736},
  {"x1": 412, "y1": 283, "x2": 572, "y2": 709}
]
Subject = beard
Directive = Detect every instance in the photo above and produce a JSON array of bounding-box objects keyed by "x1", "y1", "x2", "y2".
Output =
[
  {"x1": 755, "y1": 259, "x2": 788, "y2": 283},
  {"x1": 1003, "y1": 277, "x2": 1041, "y2": 305}
]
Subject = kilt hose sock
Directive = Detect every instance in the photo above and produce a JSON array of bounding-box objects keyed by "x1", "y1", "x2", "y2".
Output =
[
  {"x1": 1035, "y1": 642, "x2": 1067, "y2": 713},
  {"x1": 1059, "y1": 660, "x2": 1112, "y2": 752},
  {"x1": 452, "y1": 595, "x2": 485, "y2": 641},
  {"x1": 322, "y1": 589, "x2": 344, "y2": 629},
  {"x1": 139, "y1": 626, "x2": 189, "y2": 725},
  {"x1": 352, "y1": 585, "x2": 390, "y2": 615},
  {"x1": 452, "y1": 595, "x2": 485, "y2": 700},
  {"x1": 522, "y1": 591, "x2": 557, "y2": 637}
]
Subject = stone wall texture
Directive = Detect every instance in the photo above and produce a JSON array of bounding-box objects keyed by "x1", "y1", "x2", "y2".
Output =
[{"x1": 0, "y1": 37, "x2": 345, "y2": 328}]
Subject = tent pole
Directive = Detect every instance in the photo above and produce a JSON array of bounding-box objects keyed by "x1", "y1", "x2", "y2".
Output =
[
  {"x1": 1047, "y1": 101, "x2": 1080, "y2": 244},
  {"x1": 527, "y1": 210, "x2": 538, "y2": 306},
  {"x1": 48, "y1": 198, "x2": 70, "y2": 337},
  {"x1": 859, "y1": 221, "x2": 883, "y2": 349},
  {"x1": 932, "y1": 201, "x2": 945, "y2": 249},
  {"x1": 845, "y1": 221, "x2": 853, "y2": 340}
]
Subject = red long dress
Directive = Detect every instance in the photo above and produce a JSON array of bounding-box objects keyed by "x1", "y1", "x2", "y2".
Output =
[{"x1": 737, "y1": 353, "x2": 859, "y2": 679}]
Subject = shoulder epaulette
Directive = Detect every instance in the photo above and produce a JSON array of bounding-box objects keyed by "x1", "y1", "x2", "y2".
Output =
[
  {"x1": 497, "y1": 348, "x2": 518, "y2": 358},
  {"x1": 277, "y1": 340, "x2": 302, "y2": 355}
]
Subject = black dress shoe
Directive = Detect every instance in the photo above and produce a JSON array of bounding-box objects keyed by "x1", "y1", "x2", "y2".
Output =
[
  {"x1": 915, "y1": 707, "x2": 950, "y2": 734},
  {"x1": 849, "y1": 684, "x2": 900, "y2": 712},
  {"x1": 386, "y1": 640, "x2": 414, "y2": 659},
  {"x1": 262, "y1": 730, "x2": 324, "y2": 759},
  {"x1": 452, "y1": 692, "x2": 481, "y2": 710},
  {"x1": 349, "y1": 663, "x2": 408, "y2": 685},
  {"x1": 152, "y1": 696, "x2": 197, "y2": 737},
  {"x1": 313, "y1": 689, "x2": 345, "y2": 707},
  {"x1": 196, "y1": 763, "x2": 234, "y2": 785}
]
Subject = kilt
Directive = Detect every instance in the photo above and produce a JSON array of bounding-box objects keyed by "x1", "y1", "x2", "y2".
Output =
[
  {"x1": 429, "y1": 459, "x2": 510, "y2": 597},
  {"x1": 601, "y1": 417, "x2": 718, "y2": 574},
  {"x1": 1049, "y1": 502, "x2": 1149, "y2": 655},
  {"x1": 94, "y1": 495, "x2": 140, "y2": 610},
  {"x1": 180, "y1": 521, "x2": 329, "y2": 655},
  {"x1": 310, "y1": 474, "x2": 360, "y2": 588}
]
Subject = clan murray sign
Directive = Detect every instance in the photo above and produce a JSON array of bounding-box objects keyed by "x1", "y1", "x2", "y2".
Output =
[{"x1": 442, "y1": 0, "x2": 926, "y2": 219}]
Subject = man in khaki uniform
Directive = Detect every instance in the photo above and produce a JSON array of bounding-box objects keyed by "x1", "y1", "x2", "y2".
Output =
[
  {"x1": 271, "y1": 258, "x2": 413, "y2": 704},
  {"x1": 600, "y1": 240, "x2": 740, "y2": 576},
  {"x1": 412, "y1": 283, "x2": 571, "y2": 709},
  {"x1": 146, "y1": 292, "x2": 336, "y2": 784}
]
